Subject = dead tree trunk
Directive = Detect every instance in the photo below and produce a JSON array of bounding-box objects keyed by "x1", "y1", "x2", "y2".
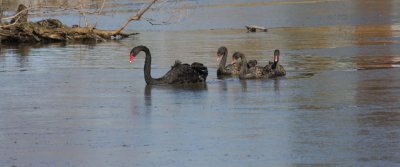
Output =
[
  {"x1": 0, "y1": 0, "x2": 159, "y2": 43},
  {"x1": 10, "y1": 4, "x2": 28, "y2": 24}
]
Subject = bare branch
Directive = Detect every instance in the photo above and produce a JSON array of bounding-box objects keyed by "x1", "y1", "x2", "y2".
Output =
[
  {"x1": 0, "y1": 16, "x2": 22, "y2": 28},
  {"x1": 112, "y1": 0, "x2": 159, "y2": 35},
  {"x1": 1, "y1": 3, "x2": 81, "y2": 22},
  {"x1": 1, "y1": 6, "x2": 31, "y2": 21},
  {"x1": 78, "y1": 0, "x2": 91, "y2": 28},
  {"x1": 0, "y1": 0, "x2": 188, "y2": 42},
  {"x1": 140, "y1": 0, "x2": 189, "y2": 26},
  {"x1": 92, "y1": 0, "x2": 107, "y2": 30}
]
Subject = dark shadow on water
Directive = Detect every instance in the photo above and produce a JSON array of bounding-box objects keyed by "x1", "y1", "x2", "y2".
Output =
[
  {"x1": 0, "y1": 40, "x2": 106, "y2": 55},
  {"x1": 143, "y1": 85, "x2": 153, "y2": 115},
  {"x1": 0, "y1": 42, "x2": 67, "y2": 49},
  {"x1": 0, "y1": 42, "x2": 68, "y2": 56},
  {"x1": 144, "y1": 83, "x2": 208, "y2": 110},
  {"x1": 144, "y1": 83, "x2": 208, "y2": 94},
  {"x1": 216, "y1": 76, "x2": 248, "y2": 92},
  {"x1": 274, "y1": 78, "x2": 280, "y2": 93},
  {"x1": 239, "y1": 79, "x2": 247, "y2": 92},
  {"x1": 217, "y1": 75, "x2": 237, "y2": 80},
  {"x1": 144, "y1": 85, "x2": 152, "y2": 105}
]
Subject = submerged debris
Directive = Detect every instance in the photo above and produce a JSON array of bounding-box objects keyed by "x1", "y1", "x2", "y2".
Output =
[{"x1": 245, "y1": 25, "x2": 268, "y2": 32}]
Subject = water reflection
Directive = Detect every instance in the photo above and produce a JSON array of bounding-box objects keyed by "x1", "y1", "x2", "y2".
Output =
[
  {"x1": 353, "y1": 0, "x2": 400, "y2": 70},
  {"x1": 273, "y1": 78, "x2": 280, "y2": 93},
  {"x1": 354, "y1": 3, "x2": 400, "y2": 163},
  {"x1": 0, "y1": 44, "x2": 37, "y2": 71},
  {"x1": 352, "y1": 1, "x2": 399, "y2": 164},
  {"x1": 356, "y1": 109, "x2": 400, "y2": 164},
  {"x1": 239, "y1": 79, "x2": 247, "y2": 92},
  {"x1": 142, "y1": 83, "x2": 208, "y2": 112},
  {"x1": 2, "y1": 0, "x2": 400, "y2": 166},
  {"x1": 144, "y1": 85, "x2": 152, "y2": 114}
]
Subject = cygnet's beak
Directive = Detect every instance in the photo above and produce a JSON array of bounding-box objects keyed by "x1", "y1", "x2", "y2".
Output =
[
  {"x1": 216, "y1": 54, "x2": 222, "y2": 62},
  {"x1": 231, "y1": 59, "x2": 237, "y2": 65}
]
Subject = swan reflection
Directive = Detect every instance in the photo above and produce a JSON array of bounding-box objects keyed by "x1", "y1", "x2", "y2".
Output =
[{"x1": 143, "y1": 84, "x2": 208, "y2": 112}]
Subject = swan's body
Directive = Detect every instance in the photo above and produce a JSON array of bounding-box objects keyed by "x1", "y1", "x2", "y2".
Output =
[
  {"x1": 130, "y1": 46, "x2": 208, "y2": 85},
  {"x1": 264, "y1": 49, "x2": 286, "y2": 77},
  {"x1": 216, "y1": 46, "x2": 257, "y2": 77},
  {"x1": 234, "y1": 50, "x2": 286, "y2": 79},
  {"x1": 264, "y1": 61, "x2": 286, "y2": 77}
]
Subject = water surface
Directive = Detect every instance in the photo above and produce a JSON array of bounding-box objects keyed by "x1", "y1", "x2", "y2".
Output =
[{"x1": 1, "y1": 0, "x2": 400, "y2": 166}]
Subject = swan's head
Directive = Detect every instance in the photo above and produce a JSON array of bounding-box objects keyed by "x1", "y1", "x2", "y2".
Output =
[
  {"x1": 216, "y1": 46, "x2": 227, "y2": 62},
  {"x1": 231, "y1": 51, "x2": 244, "y2": 64},
  {"x1": 274, "y1": 49, "x2": 280, "y2": 63},
  {"x1": 130, "y1": 45, "x2": 148, "y2": 63},
  {"x1": 129, "y1": 47, "x2": 139, "y2": 63}
]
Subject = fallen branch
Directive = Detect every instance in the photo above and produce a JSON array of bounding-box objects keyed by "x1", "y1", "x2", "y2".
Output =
[
  {"x1": 245, "y1": 25, "x2": 268, "y2": 32},
  {"x1": 91, "y1": 0, "x2": 107, "y2": 30},
  {"x1": 0, "y1": 0, "x2": 161, "y2": 43},
  {"x1": 0, "y1": 18, "x2": 139, "y2": 43},
  {"x1": 112, "y1": 0, "x2": 158, "y2": 35}
]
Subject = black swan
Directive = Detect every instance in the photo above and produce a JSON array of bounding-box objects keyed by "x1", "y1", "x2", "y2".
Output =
[
  {"x1": 129, "y1": 45, "x2": 208, "y2": 85},
  {"x1": 216, "y1": 46, "x2": 257, "y2": 76},
  {"x1": 216, "y1": 46, "x2": 235, "y2": 76},
  {"x1": 233, "y1": 50, "x2": 286, "y2": 79},
  {"x1": 264, "y1": 49, "x2": 286, "y2": 77}
]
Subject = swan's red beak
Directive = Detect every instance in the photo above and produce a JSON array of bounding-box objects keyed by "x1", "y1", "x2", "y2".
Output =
[{"x1": 130, "y1": 54, "x2": 134, "y2": 63}]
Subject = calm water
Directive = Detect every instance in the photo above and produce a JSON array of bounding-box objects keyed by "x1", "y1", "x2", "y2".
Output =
[{"x1": 1, "y1": 0, "x2": 400, "y2": 167}]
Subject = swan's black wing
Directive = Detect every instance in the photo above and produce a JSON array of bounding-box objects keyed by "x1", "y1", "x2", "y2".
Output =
[
  {"x1": 247, "y1": 60, "x2": 258, "y2": 68},
  {"x1": 191, "y1": 62, "x2": 208, "y2": 81},
  {"x1": 274, "y1": 64, "x2": 286, "y2": 76},
  {"x1": 263, "y1": 62, "x2": 286, "y2": 77},
  {"x1": 164, "y1": 60, "x2": 208, "y2": 84}
]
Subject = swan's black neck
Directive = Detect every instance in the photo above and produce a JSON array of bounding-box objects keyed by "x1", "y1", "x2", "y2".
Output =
[
  {"x1": 272, "y1": 50, "x2": 280, "y2": 70},
  {"x1": 271, "y1": 62, "x2": 278, "y2": 70},
  {"x1": 272, "y1": 55, "x2": 279, "y2": 69},
  {"x1": 133, "y1": 46, "x2": 163, "y2": 85},
  {"x1": 142, "y1": 47, "x2": 154, "y2": 84},
  {"x1": 239, "y1": 53, "x2": 248, "y2": 78},
  {"x1": 217, "y1": 50, "x2": 228, "y2": 75}
]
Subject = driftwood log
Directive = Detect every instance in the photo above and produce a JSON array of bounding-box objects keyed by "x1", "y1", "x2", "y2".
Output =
[
  {"x1": 0, "y1": 2, "x2": 159, "y2": 43},
  {"x1": 245, "y1": 25, "x2": 268, "y2": 32},
  {"x1": 0, "y1": 19, "x2": 138, "y2": 43}
]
